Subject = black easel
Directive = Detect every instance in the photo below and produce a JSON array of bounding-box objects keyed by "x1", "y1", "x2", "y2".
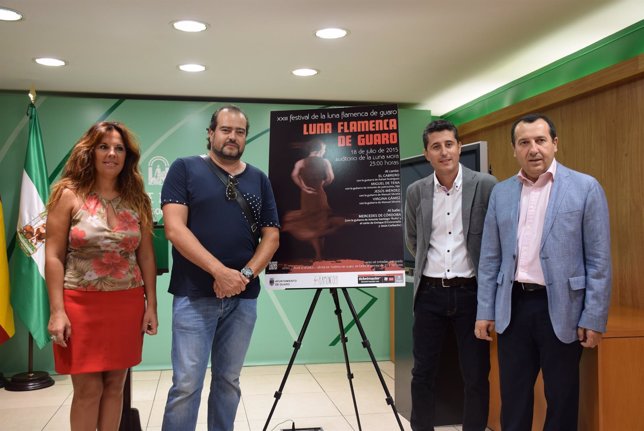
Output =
[{"x1": 263, "y1": 288, "x2": 403, "y2": 431}]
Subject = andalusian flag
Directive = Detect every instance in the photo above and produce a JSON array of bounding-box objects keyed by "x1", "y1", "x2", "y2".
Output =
[
  {"x1": 11, "y1": 103, "x2": 50, "y2": 349},
  {"x1": 0, "y1": 195, "x2": 15, "y2": 344}
]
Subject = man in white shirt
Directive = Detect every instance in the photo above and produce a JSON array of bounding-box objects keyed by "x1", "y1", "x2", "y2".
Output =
[{"x1": 405, "y1": 119, "x2": 497, "y2": 430}]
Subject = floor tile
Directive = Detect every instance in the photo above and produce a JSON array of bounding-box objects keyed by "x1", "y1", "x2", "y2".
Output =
[
  {"x1": 241, "y1": 364, "x2": 309, "y2": 376},
  {"x1": 232, "y1": 419, "x2": 251, "y2": 431},
  {"x1": 253, "y1": 415, "x2": 353, "y2": 431},
  {"x1": 326, "y1": 387, "x2": 397, "y2": 416},
  {"x1": 312, "y1": 369, "x2": 395, "y2": 394},
  {"x1": 131, "y1": 400, "x2": 153, "y2": 428},
  {"x1": 146, "y1": 396, "x2": 167, "y2": 427},
  {"x1": 306, "y1": 361, "x2": 377, "y2": 375},
  {"x1": 42, "y1": 404, "x2": 70, "y2": 431},
  {"x1": 241, "y1": 371, "x2": 323, "y2": 395},
  {"x1": 345, "y1": 412, "x2": 413, "y2": 431},
  {"x1": 159, "y1": 369, "x2": 173, "y2": 383},
  {"x1": 0, "y1": 384, "x2": 73, "y2": 409},
  {"x1": 243, "y1": 391, "x2": 341, "y2": 421},
  {"x1": 50, "y1": 374, "x2": 72, "y2": 385},
  {"x1": 132, "y1": 370, "x2": 162, "y2": 381},
  {"x1": 377, "y1": 361, "x2": 395, "y2": 379},
  {"x1": 0, "y1": 405, "x2": 60, "y2": 430},
  {"x1": 132, "y1": 380, "x2": 161, "y2": 402}
]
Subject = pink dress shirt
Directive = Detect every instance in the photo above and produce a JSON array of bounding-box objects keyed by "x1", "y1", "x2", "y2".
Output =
[{"x1": 514, "y1": 160, "x2": 557, "y2": 285}]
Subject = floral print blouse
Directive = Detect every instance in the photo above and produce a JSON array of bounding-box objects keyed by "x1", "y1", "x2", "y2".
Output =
[{"x1": 63, "y1": 193, "x2": 143, "y2": 291}]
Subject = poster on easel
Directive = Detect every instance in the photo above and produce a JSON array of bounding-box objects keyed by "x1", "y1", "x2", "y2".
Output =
[{"x1": 265, "y1": 104, "x2": 405, "y2": 289}]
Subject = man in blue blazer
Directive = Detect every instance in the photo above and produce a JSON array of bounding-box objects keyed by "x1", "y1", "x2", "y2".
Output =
[
  {"x1": 406, "y1": 119, "x2": 497, "y2": 430},
  {"x1": 475, "y1": 113, "x2": 612, "y2": 430}
]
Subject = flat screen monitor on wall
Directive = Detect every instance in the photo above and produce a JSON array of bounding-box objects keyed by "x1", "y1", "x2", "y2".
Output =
[{"x1": 400, "y1": 141, "x2": 489, "y2": 269}]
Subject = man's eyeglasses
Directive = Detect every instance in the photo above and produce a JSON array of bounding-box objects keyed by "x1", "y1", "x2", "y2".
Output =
[{"x1": 225, "y1": 175, "x2": 238, "y2": 201}]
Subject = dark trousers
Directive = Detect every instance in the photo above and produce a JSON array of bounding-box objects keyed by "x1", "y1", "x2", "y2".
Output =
[
  {"x1": 411, "y1": 280, "x2": 490, "y2": 431},
  {"x1": 497, "y1": 288, "x2": 583, "y2": 431}
]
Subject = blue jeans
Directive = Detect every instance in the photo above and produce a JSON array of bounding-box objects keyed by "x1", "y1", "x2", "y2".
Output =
[{"x1": 162, "y1": 295, "x2": 257, "y2": 431}]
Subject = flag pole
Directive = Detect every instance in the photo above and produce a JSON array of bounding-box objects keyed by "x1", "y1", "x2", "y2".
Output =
[
  {"x1": 5, "y1": 89, "x2": 54, "y2": 391},
  {"x1": 5, "y1": 333, "x2": 54, "y2": 391}
]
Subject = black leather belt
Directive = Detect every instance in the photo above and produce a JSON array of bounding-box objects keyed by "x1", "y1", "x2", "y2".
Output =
[
  {"x1": 513, "y1": 281, "x2": 546, "y2": 292},
  {"x1": 421, "y1": 276, "x2": 476, "y2": 288}
]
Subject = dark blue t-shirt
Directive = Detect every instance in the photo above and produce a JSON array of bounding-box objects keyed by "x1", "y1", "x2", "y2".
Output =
[{"x1": 161, "y1": 156, "x2": 280, "y2": 298}]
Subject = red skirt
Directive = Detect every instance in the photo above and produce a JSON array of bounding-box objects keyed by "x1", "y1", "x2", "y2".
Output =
[{"x1": 53, "y1": 287, "x2": 144, "y2": 375}]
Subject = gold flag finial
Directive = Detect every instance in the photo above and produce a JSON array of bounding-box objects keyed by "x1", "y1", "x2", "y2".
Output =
[{"x1": 28, "y1": 86, "x2": 37, "y2": 104}]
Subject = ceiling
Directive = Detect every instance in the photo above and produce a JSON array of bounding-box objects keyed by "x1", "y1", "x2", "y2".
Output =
[{"x1": 0, "y1": 0, "x2": 641, "y2": 115}]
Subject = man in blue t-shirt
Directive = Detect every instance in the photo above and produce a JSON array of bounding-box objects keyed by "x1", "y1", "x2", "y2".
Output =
[{"x1": 160, "y1": 105, "x2": 280, "y2": 431}]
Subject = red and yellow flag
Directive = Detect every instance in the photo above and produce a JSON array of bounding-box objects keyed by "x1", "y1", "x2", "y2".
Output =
[{"x1": 0, "y1": 194, "x2": 15, "y2": 344}]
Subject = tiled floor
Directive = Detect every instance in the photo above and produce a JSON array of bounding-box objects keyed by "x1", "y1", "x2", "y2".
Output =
[{"x1": 0, "y1": 361, "x2": 465, "y2": 431}]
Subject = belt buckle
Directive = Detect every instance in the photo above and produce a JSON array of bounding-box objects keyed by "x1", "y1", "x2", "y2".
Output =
[
  {"x1": 520, "y1": 282, "x2": 539, "y2": 292},
  {"x1": 441, "y1": 278, "x2": 449, "y2": 287}
]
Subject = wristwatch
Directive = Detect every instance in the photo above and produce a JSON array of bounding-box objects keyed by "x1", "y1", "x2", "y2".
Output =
[{"x1": 241, "y1": 266, "x2": 254, "y2": 280}]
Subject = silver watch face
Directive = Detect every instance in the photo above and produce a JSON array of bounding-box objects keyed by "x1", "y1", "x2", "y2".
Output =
[{"x1": 241, "y1": 267, "x2": 253, "y2": 279}]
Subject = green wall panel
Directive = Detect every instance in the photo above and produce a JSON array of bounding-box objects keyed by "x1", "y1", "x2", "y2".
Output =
[{"x1": 398, "y1": 108, "x2": 432, "y2": 159}]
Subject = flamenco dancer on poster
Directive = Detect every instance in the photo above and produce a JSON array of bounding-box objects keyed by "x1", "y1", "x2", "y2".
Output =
[{"x1": 282, "y1": 139, "x2": 345, "y2": 260}]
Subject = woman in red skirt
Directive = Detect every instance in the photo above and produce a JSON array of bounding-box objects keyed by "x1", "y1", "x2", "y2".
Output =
[{"x1": 45, "y1": 121, "x2": 157, "y2": 430}]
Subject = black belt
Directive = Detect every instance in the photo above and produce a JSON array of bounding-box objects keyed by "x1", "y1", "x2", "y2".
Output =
[
  {"x1": 421, "y1": 276, "x2": 476, "y2": 288},
  {"x1": 513, "y1": 281, "x2": 546, "y2": 292}
]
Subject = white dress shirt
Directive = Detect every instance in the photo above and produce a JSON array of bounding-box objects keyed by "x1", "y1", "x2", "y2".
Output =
[{"x1": 423, "y1": 164, "x2": 476, "y2": 279}]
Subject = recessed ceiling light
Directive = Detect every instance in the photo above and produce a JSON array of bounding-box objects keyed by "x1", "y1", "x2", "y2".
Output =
[
  {"x1": 178, "y1": 63, "x2": 206, "y2": 72},
  {"x1": 0, "y1": 7, "x2": 22, "y2": 21},
  {"x1": 34, "y1": 58, "x2": 66, "y2": 67},
  {"x1": 315, "y1": 28, "x2": 348, "y2": 39},
  {"x1": 292, "y1": 68, "x2": 318, "y2": 77},
  {"x1": 172, "y1": 20, "x2": 208, "y2": 32}
]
